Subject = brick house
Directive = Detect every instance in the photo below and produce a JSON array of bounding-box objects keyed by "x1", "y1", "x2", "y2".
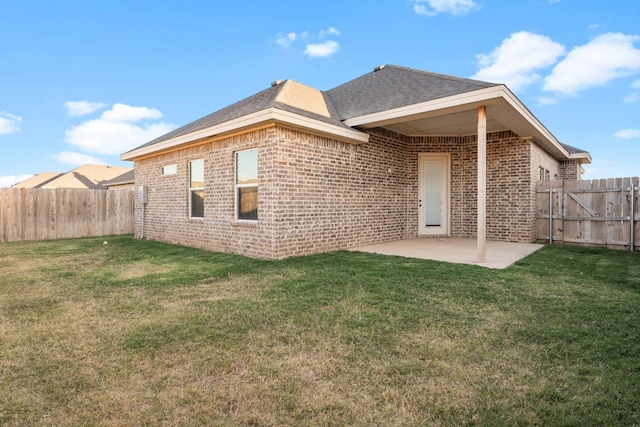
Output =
[{"x1": 121, "y1": 65, "x2": 591, "y2": 260}]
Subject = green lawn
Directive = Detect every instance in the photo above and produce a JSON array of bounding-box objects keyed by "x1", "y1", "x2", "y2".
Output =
[{"x1": 1, "y1": 235, "x2": 639, "y2": 426}]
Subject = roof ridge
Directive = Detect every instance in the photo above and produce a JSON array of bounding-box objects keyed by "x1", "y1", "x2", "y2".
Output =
[{"x1": 379, "y1": 64, "x2": 498, "y2": 87}]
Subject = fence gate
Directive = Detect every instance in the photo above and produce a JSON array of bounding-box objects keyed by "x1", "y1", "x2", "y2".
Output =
[{"x1": 537, "y1": 177, "x2": 639, "y2": 251}]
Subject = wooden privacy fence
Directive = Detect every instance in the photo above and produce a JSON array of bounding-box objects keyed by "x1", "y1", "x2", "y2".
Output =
[
  {"x1": 0, "y1": 188, "x2": 135, "y2": 242},
  {"x1": 537, "y1": 177, "x2": 639, "y2": 251}
]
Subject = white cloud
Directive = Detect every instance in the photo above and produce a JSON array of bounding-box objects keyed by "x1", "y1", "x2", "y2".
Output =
[
  {"x1": 276, "y1": 32, "x2": 297, "y2": 47},
  {"x1": 64, "y1": 101, "x2": 106, "y2": 117},
  {"x1": 53, "y1": 151, "x2": 107, "y2": 166},
  {"x1": 614, "y1": 129, "x2": 640, "y2": 139},
  {"x1": 0, "y1": 111, "x2": 22, "y2": 135},
  {"x1": 304, "y1": 40, "x2": 340, "y2": 58},
  {"x1": 0, "y1": 174, "x2": 33, "y2": 188},
  {"x1": 543, "y1": 33, "x2": 640, "y2": 96},
  {"x1": 319, "y1": 27, "x2": 340, "y2": 38},
  {"x1": 471, "y1": 32, "x2": 565, "y2": 92},
  {"x1": 411, "y1": 0, "x2": 477, "y2": 16},
  {"x1": 633, "y1": 79, "x2": 640, "y2": 89},
  {"x1": 277, "y1": 27, "x2": 341, "y2": 59},
  {"x1": 65, "y1": 103, "x2": 176, "y2": 155},
  {"x1": 100, "y1": 103, "x2": 162, "y2": 123}
]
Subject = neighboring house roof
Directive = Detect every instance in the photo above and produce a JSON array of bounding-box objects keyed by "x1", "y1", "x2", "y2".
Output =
[
  {"x1": 12, "y1": 172, "x2": 63, "y2": 188},
  {"x1": 122, "y1": 65, "x2": 591, "y2": 164},
  {"x1": 40, "y1": 165, "x2": 134, "y2": 189},
  {"x1": 103, "y1": 169, "x2": 135, "y2": 188}
]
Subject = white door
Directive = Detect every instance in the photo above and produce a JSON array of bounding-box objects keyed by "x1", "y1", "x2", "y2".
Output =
[{"x1": 418, "y1": 154, "x2": 449, "y2": 235}]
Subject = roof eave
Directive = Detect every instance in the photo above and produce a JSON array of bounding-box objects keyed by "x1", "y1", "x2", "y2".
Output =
[
  {"x1": 343, "y1": 85, "x2": 507, "y2": 127},
  {"x1": 344, "y1": 85, "x2": 582, "y2": 162},
  {"x1": 569, "y1": 152, "x2": 592, "y2": 164},
  {"x1": 121, "y1": 107, "x2": 369, "y2": 161}
]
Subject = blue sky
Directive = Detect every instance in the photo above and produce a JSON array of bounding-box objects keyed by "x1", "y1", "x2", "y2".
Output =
[{"x1": 1, "y1": 0, "x2": 639, "y2": 187}]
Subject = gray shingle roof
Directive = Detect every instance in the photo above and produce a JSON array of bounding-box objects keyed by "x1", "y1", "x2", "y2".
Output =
[
  {"x1": 133, "y1": 81, "x2": 351, "y2": 150},
  {"x1": 130, "y1": 65, "x2": 499, "y2": 152},
  {"x1": 325, "y1": 65, "x2": 499, "y2": 120},
  {"x1": 560, "y1": 143, "x2": 589, "y2": 155},
  {"x1": 103, "y1": 169, "x2": 135, "y2": 186},
  {"x1": 125, "y1": 65, "x2": 588, "y2": 160}
]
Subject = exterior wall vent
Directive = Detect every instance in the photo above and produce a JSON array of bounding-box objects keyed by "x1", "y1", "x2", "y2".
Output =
[
  {"x1": 271, "y1": 79, "x2": 285, "y2": 87},
  {"x1": 374, "y1": 65, "x2": 386, "y2": 72}
]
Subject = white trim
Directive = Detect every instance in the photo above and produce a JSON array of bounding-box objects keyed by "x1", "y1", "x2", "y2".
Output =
[
  {"x1": 345, "y1": 85, "x2": 577, "y2": 163},
  {"x1": 121, "y1": 108, "x2": 369, "y2": 161},
  {"x1": 568, "y1": 152, "x2": 593, "y2": 163},
  {"x1": 161, "y1": 164, "x2": 177, "y2": 175},
  {"x1": 497, "y1": 88, "x2": 571, "y2": 159},
  {"x1": 418, "y1": 153, "x2": 450, "y2": 236},
  {"x1": 345, "y1": 86, "x2": 505, "y2": 127}
]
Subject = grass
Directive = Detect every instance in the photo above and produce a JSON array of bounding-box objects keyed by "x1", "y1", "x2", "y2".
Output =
[{"x1": 0, "y1": 235, "x2": 639, "y2": 426}]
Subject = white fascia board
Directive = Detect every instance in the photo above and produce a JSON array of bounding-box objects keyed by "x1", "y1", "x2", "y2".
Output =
[
  {"x1": 122, "y1": 108, "x2": 368, "y2": 160},
  {"x1": 344, "y1": 86, "x2": 508, "y2": 128},
  {"x1": 344, "y1": 85, "x2": 574, "y2": 160},
  {"x1": 569, "y1": 152, "x2": 593, "y2": 164},
  {"x1": 497, "y1": 88, "x2": 572, "y2": 159}
]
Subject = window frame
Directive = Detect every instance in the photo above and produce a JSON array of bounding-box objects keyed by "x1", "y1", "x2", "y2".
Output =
[
  {"x1": 235, "y1": 149, "x2": 258, "y2": 222},
  {"x1": 189, "y1": 159, "x2": 204, "y2": 219},
  {"x1": 161, "y1": 164, "x2": 177, "y2": 176},
  {"x1": 539, "y1": 166, "x2": 550, "y2": 181}
]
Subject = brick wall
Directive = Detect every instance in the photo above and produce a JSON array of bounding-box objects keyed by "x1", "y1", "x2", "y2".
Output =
[
  {"x1": 559, "y1": 160, "x2": 582, "y2": 180},
  {"x1": 134, "y1": 125, "x2": 564, "y2": 259},
  {"x1": 406, "y1": 130, "x2": 550, "y2": 242},
  {"x1": 270, "y1": 127, "x2": 409, "y2": 258},
  {"x1": 134, "y1": 128, "x2": 279, "y2": 258}
]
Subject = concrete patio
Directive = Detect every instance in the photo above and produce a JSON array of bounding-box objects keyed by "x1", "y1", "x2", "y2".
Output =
[{"x1": 350, "y1": 238, "x2": 544, "y2": 269}]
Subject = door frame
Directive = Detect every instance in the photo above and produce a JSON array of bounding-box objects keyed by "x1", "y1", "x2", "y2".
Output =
[{"x1": 418, "y1": 153, "x2": 450, "y2": 236}]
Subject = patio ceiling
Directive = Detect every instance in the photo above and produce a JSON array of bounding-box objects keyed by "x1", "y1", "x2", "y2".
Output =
[{"x1": 344, "y1": 85, "x2": 571, "y2": 161}]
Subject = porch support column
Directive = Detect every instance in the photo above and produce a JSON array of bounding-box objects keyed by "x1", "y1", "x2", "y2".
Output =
[{"x1": 477, "y1": 106, "x2": 487, "y2": 263}]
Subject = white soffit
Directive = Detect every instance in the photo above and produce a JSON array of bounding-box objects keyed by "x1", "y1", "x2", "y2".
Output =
[{"x1": 345, "y1": 85, "x2": 573, "y2": 161}]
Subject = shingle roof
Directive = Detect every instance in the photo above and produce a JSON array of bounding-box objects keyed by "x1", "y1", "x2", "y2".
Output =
[
  {"x1": 133, "y1": 80, "x2": 351, "y2": 150},
  {"x1": 325, "y1": 65, "x2": 499, "y2": 120},
  {"x1": 103, "y1": 169, "x2": 135, "y2": 187},
  {"x1": 12, "y1": 172, "x2": 63, "y2": 188},
  {"x1": 123, "y1": 64, "x2": 589, "y2": 162},
  {"x1": 560, "y1": 143, "x2": 589, "y2": 155},
  {"x1": 129, "y1": 65, "x2": 499, "y2": 152},
  {"x1": 41, "y1": 165, "x2": 133, "y2": 189}
]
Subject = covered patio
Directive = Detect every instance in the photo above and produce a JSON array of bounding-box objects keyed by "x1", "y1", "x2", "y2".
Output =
[
  {"x1": 344, "y1": 79, "x2": 566, "y2": 263},
  {"x1": 350, "y1": 238, "x2": 544, "y2": 269}
]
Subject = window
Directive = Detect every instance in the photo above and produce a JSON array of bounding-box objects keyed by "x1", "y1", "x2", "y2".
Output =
[
  {"x1": 189, "y1": 159, "x2": 204, "y2": 218},
  {"x1": 539, "y1": 167, "x2": 550, "y2": 181},
  {"x1": 161, "y1": 164, "x2": 177, "y2": 175},
  {"x1": 235, "y1": 149, "x2": 258, "y2": 221}
]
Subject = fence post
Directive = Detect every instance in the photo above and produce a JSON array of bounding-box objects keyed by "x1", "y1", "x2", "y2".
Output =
[
  {"x1": 549, "y1": 185, "x2": 553, "y2": 244},
  {"x1": 631, "y1": 179, "x2": 636, "y2": 252}
]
